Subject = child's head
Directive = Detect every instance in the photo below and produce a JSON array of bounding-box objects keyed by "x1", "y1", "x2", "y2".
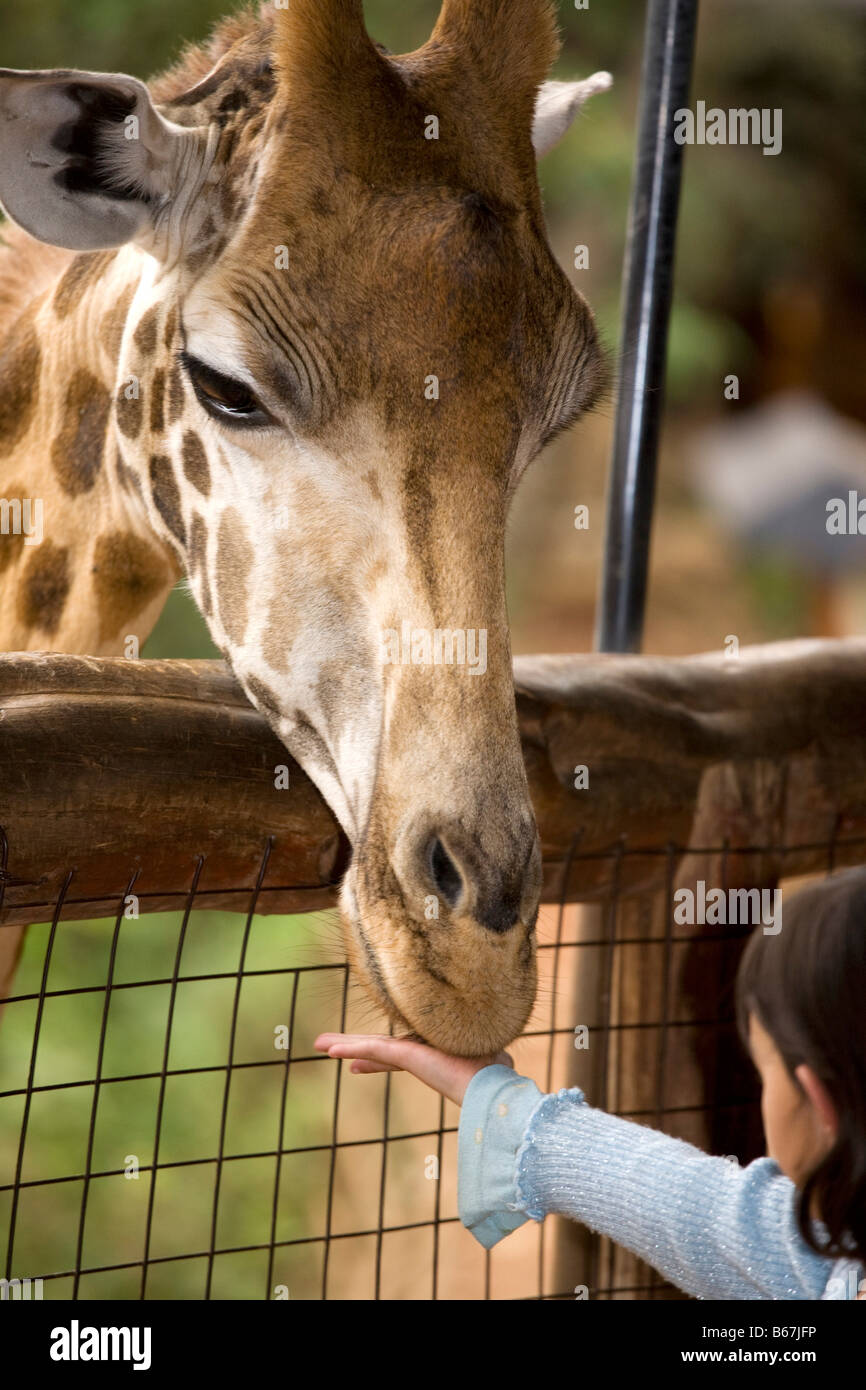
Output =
[{"x1": 736, "y1": 866, "x2": 866, "y2": 1267}]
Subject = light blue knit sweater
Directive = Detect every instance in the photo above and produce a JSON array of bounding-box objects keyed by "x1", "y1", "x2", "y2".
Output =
[{"x1": 457, "y1": 1064, "x2": 864, "y2": 1300}]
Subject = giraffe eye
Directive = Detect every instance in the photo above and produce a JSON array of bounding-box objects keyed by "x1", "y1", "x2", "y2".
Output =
[{"x1": 181, "y1": 351, "x2": 270, "y2": 428}]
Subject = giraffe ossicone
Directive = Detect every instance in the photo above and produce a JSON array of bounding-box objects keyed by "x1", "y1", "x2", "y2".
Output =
[{"x1": 0, "y1": 0, "x2": 611, "y2": 1055}]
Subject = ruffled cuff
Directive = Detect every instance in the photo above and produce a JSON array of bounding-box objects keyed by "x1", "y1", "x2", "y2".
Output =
[
  {"x1": 457, "y1": 1064, "x2": 550, "y2": 1249},
  {"x1": 514, "y1": 1086, "x2": 589, "y2": 1219}
]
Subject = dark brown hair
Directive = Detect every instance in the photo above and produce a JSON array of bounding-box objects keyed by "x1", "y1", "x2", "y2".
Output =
[{"x1": 736, "y1": 866, "x2": 866, "y2": 1268}]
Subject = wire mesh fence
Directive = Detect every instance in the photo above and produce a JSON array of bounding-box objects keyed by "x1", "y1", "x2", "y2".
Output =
[{"x1": 1, "y1": 824, "x2": 862, "y2": 1300}]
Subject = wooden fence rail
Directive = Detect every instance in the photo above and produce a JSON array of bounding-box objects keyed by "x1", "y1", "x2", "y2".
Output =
[{"x1": 2, "y1": 639, "x2": 866, "y2": 930}]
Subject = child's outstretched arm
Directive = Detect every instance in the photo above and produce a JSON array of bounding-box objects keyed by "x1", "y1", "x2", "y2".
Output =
[
  {"x1": 316, "y1": 1033, "x2": 852, "y2": 1301},
  {"x1": 459, "y1": 1064, "x2": 847, "y2": 1300}
]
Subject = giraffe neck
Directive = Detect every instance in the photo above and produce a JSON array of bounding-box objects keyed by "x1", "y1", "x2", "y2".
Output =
[{"x1": 0, "y1": 235, "x2": 179, "y2": 655}]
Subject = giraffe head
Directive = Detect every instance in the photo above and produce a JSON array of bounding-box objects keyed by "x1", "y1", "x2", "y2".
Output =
[{"x1": 0, "y1": 1, "x2": 610, "y2": 1054}]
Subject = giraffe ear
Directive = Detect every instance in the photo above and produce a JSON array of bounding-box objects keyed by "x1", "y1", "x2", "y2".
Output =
[
  {"x1": 0, "y1": 68, "x2": 202, "y2": 252},
  {"x1": 532, "y1": 73, "x2": 613, "y2": 158}
]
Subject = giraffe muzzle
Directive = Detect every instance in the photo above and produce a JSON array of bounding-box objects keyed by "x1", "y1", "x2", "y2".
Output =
[{"x1": 340, "y1": 799, "x2": 542, "y2": 1056}]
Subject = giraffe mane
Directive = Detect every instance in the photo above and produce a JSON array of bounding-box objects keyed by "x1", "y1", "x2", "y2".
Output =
[{"x1": 148, "y1": 2, "x2": 273, "y2": 105}]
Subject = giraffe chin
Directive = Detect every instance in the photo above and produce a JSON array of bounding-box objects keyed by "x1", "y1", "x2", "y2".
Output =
[{"x1": 339, "y1": 874, "x2": 538, "y2": 1058}]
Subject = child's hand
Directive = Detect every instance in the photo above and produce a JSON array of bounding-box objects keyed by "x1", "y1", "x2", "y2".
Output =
[{"x1": 314, "y1": 1032, "x2": 514, "y2": 1106}]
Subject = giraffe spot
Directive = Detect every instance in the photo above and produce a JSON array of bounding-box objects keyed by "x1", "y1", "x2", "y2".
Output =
[
  {"x1": 240, "y1": 113, "x2": 265, "y2": 150},
  {"x1": 100, "y1": 282, "x2": 136, "y2": 360},
  {"x1": 163, "y1": 306, "x2": 178, "y2": 349},
  {"x1": 363, "y1": 470, "x2": 383, "y2": 502},
  {"x1": 220, "y1": 182, "x2": 237, "y2": 220},
  {"x1": 188, "y1": 511, "x2": 207, "y2": 575},
  {"x1": 249, "y1": 69, "x2": 276, "y2": 102},
  {"x1": 182, "y1": 431, "x2": 211, "y2": 496},
  {"x1": 53, "y1": 251, "x2": 115, "y2": 320},
  {"x1": 199, "y1": 568, "x2": 213, "y2": 618},
  {"x1": 315, "y1": 640, "x2": 376, "y2": 746},
  {"x1": 115, "y1": 449, "x2": 144, "y2": 503},
  {"x1": 216, "y1": 507, "x2": 253, "y2": 645},
  {"x1": 150, "y1": 368, "x2": 166, "y2": 434},
  {"x1": 188, "y1": 512, "x2": 212, "y2": 616},
  {"x1": 92, "y1": 531, "x2": 171, "y2": 641},
  {"x1": 403, "y1": 451, "x2": 440, "y2": 609},
  {"x1": 17, "y1": 541, "x2": 70, "y2": 633},
  {"x1": 0, "y1": 527, "x2": 26, "y2": 575},
  {"x1": 149, "y1": 456, "x2": 187, "y2": 548},
  {"x1": 184, "y1": 247, "x2": 211, "y2": 276},
  {"x1": 286, "y1": 709, "x2": 340, "y2": 787},
  {"x1": 51, "y1": 371, "x2": 110, "y2": 496},
  {"x1": 0, "y1": 480, "x2": 29, "y2": 576},
  {"x1": 133, "y1": 306, "x2": 160, "y2": 357},
  {"x1": 263, "y1": 603, "x2": 292, "y2": 673},
  {"x1": 115, "y1": 379, "x2": 143, "y2": 440},
  {"x1": 0, "y1": 315, "x2": 42, "y2": 457},
  {"x1": 245, "y1": 675, "x2": 283, "y2": 721},
  {"x1": 218, "y1": 88, "x2": 249, "y2": 116},
  {"x1": 167, "y1": 364, "x2": 185, "y2": 424}
]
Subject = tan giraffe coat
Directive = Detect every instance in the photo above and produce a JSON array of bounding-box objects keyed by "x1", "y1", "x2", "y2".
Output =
[{"x1": 0, "y1": 1, "x2": 610, "y2": 1054}]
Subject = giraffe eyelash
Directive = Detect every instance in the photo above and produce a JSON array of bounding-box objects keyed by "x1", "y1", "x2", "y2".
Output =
[{"x1": 179, "y1": 349, "x2": 273, "y2": 430}]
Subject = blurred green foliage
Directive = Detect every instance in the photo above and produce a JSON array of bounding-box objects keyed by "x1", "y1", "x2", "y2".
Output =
[
  {"x1": 2, "y1": 0, "x2": 863, "y2": 409},
  {"x1": 142, "y1": 584, "x2": 219, "y2": 658},
  {"x1": 1, "y1": 907, "x2": 348, "y2": 1299}
]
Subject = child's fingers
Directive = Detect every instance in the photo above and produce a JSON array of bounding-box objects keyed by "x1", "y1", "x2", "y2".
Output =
[
  {"x1": 315, "y1": 1032, "x2": 402, "y2": 1057},
  {"x1": 314, "y1": 1031, "x2": 497, "y2": 1105},
  {"x1": 316, "y1": 1032, "x2": 393, "y2": 1053},
  {"x1": 316, "y1": 1031, "x2": 451, "y2": 1092},
  {"x1": 317, "y1": 1033, "x2": 420, "y2": 1071},
  {"x1": 348, "y1": 1060, "x2": 396, "y2": 1074}
]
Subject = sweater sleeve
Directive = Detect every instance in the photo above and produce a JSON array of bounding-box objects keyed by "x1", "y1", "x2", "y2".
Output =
[{"x1": 457, "y1": 1064, "x2": 842, "y2": 1301}]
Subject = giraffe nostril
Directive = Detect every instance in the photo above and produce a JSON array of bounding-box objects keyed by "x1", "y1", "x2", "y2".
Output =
[{"x1": 429, "y1": 837, "x2": 463, "y2": 908}]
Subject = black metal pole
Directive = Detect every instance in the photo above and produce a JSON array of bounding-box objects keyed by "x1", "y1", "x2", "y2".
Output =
[{"x1": 594, "y1": 0, "x2": 699, "y2": 654}]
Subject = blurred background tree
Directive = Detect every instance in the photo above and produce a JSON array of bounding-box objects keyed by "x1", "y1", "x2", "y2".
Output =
[{"x1": 4, "y1": 0, "x2": 863, "y2": 412}]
